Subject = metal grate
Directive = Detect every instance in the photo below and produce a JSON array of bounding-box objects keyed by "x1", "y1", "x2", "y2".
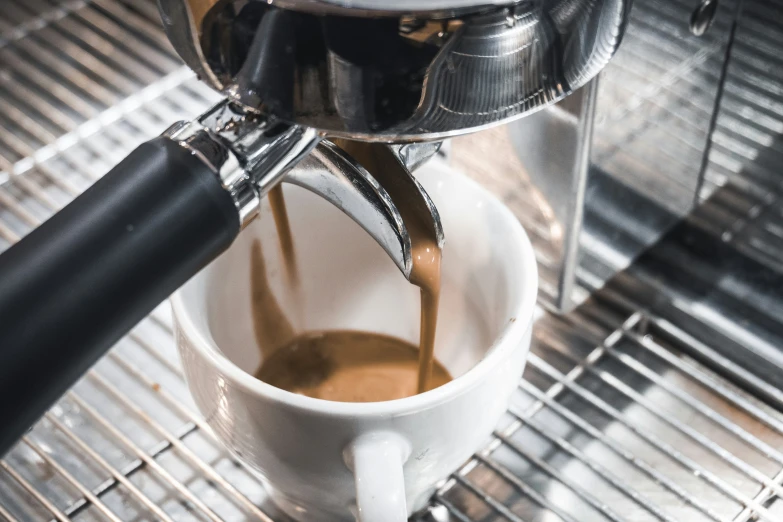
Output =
[
  {"x1": 0, "y1": 0, "x2": 192, "y2": 181},
  {"x1": 1, "y1": 0, "x2": 783, "y2": 521},
  {"x1": 430, "y1": 308, "x2": 783, "y2": 522}
]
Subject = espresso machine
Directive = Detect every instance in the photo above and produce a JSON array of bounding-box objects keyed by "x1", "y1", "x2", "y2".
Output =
[
  {"x1": 0, "y1": 0, "x2": 630, "y2": 454},
  {"x1": 0, "y1": 0, "x2": 782, "y2": 519}
]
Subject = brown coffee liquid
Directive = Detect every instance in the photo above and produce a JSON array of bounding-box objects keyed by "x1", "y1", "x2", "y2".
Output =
[
  {"x1": 255, "y1": 145, "x2": 447, "y2": 402},
  {"x1": 267, "y1": 185, "x2": 300, "y2": 291},
  {"x1": 250, "y1": 240, "x2": 295, "y2": 357},
  {"x1": 255, "y1": 330, "x2": 452, "y2": 402}
]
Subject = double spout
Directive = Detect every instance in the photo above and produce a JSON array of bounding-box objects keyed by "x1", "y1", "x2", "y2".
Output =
[{"x1": 166, "y1": 99, "x2": 444, "y2": 280}]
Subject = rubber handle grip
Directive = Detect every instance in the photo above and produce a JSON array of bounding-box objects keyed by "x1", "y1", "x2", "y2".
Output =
[{"x1": 0, "y1": 137, "x2": 240, "y2": 455}]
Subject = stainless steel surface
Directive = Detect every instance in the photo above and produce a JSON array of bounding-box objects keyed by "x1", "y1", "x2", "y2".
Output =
[
  {"x1": 609, "y1": 181, "x2": 783, "y2": 409},
  {"x1": 700, "y1": 0, "x2": 783, "y2": 266},
  {"x1": 508, "y1": 0, "x2": 740, "y2": 312},
  {"x1": 2, "y1": 0, "x2": 783, "y2": 521},
  {"x1": 507, "y1": 80, "x2": 600, "y2": 311},
  {"x1": 156, "y1": 0, "x2": 630, "y2": 139},
  {"x1": 496, "y1": 0, "x2": 783, "y2": 392},
  {"x1": 393, "y1": 142, "x2": 444, "y2": 173}
]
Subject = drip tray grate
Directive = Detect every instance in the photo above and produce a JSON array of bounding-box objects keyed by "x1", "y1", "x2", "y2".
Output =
[{"x1": 433, "y1": 311, "x2": 783, "y2": 522}]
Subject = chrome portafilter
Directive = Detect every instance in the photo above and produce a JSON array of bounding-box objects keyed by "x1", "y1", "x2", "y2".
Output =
[{"x1": 163, "y1": 99, "x2": 443, "y2": 279}]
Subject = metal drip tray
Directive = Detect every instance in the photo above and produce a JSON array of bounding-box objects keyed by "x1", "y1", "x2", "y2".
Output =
[{"x1": 0, "y1": 0, "x2": 782, "y2": 521}]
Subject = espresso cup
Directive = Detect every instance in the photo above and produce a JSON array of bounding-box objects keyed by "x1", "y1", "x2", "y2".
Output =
[{"x1": 171, "y1": 158, "x2": 538, "y2": 522}]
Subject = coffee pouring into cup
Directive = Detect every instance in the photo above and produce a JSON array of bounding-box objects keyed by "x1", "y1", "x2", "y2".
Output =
[{"x1": 172, "y1": 158, "x2": 538, "y2": 521}]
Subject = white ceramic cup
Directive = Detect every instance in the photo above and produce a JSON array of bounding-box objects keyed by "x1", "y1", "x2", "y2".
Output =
[{"x1": 171, "y1": 159, "x2": 538, "y2": 522}]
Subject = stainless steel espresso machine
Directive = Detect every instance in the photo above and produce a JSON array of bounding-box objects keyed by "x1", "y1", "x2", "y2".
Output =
[{"x1": 0, "y1": 0, "x2": 782, "y2": 520}]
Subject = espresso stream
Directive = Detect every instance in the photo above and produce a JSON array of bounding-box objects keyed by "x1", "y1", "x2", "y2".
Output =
[
  {"x1": 267, "y1": 185, "x2": 300, "y2": 292},
  {"x1": 252, "y1": 152, "x2": 449, "y2": 402},
  {"x1": 405, "y1": 208, "x2": 442, "y2": 393}
]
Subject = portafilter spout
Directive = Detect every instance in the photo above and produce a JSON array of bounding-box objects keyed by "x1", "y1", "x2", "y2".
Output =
[
  {"x1": 286, "y1": 140, "x2": 444, "y2": 279},
  {"x1": 165, "y1": 99, "x2": 443, "y2": 278},
  {"x1": 0, "y1": 99, "x2": 442, "y2": 456}
]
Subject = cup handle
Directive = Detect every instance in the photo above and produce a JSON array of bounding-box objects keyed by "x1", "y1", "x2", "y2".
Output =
[{"x1": 344, "y1": 432, "x2": 410, "y2": 522}]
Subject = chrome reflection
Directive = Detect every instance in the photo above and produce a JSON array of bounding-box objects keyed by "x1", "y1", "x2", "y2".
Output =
[{"x1": 158, "y1": 0, "x2": 630, "y2": 140}]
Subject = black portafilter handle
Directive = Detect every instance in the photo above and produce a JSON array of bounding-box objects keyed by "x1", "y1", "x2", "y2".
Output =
[{"x1": 0, "y1": 137, "x2": 241, "y2": 456}]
